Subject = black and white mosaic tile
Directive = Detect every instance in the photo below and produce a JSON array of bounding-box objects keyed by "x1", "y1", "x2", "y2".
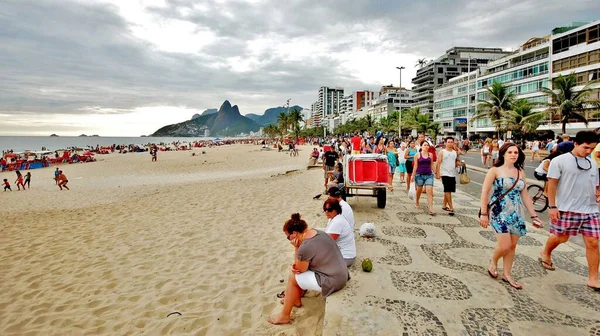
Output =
[
  {"x1": 390, "y1": 270, "x2": 472, "y2": 300},
  {"x1": 366, "y1": 297, "x2": 448, "y2": 336},
  {"x1": 555, "y1": 284, "x2": 600, "y2": 312},
  {"x1": 382, "y1": 226, "x2": 427, "y2": 239}
]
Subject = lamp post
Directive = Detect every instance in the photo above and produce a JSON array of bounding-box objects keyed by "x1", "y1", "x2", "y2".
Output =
[
  {"x1": 466, "y1": 56, "x2": 471, "y2": 140},
  {"x1": 396, "y1": 66, "x2": 405, "y2": 137}
]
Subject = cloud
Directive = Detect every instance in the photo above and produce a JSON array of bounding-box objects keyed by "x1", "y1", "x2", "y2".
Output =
[{"x1": 0, "y1": 0, "x2": 597, "y2": 135}]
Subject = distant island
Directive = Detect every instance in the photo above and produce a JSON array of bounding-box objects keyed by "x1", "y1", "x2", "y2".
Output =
[
  {"x1": 79, "y1": 134, "x2": 87, "y2": 137},
  {"x1": 50, "y1": 134, "x2": 59, "y2": 137},
  {"x1": 91, "y1": 135, "x2": 100, "y2": 137}
]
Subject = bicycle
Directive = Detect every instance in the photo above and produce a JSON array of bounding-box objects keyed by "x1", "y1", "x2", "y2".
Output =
[{"x1": 527, "y1": 181, "x2": 548, "y2": 212}]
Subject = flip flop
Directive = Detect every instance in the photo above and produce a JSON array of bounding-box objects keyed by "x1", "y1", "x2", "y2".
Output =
[
  {"x1": 442, "y1": 207, "x2": 451, "y2": 211},
  {"x1": 538, "y1": 257, "x2": 556, "y2": 271},
  {"x1": 487, "y1": 269, "x2": 498, "y2": 279},
  {"x1": 448, "y1": 210, "x2": 455, "y2": 216},
  {"x1": 587, "y1": 285, "x2": 600, "y2": 292},
  {"x1": 276, "y1": 290, "x2": 285, "y2": 298},
  {"x1": 502, "y1": 277, "x2": 522, "y2": 290}
]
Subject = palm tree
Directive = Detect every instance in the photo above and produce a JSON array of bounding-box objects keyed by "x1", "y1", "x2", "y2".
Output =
[
  {"x1": 277, "y1": 112, "x2": 289, "y2": 136},
  {"x1": 263, "y1": 124, "x2": 279, "y2": 139},
  {"x1": 508, "y1": 100, "x2": 545, "y2": 133},
  {"x1": 541, "y1": 73, "x2": 600, "y2": 134},
  {"x1": 472, "y1": 82, "x2": 515, "y2": 137},
  {"x1": 407, "y1": 113, "x2": 441, "y2": 139},
  {"x1": 415, "y1": 58, "x2": 427, "y2": 68},
  {"x1": 287, "y1": 108, "x2": 304, "y2": 141}
]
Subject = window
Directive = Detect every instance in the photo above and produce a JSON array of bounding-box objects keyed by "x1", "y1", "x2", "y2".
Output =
[
  {"x1": 438, "y1": 67, "x2": 444, "y2": 73},
  {"x1": 589, "y1": 25, "x2": 599, "y2": 43},
  {"x1": 438, "y1": 78, "x2": 444, "y2": 85}
]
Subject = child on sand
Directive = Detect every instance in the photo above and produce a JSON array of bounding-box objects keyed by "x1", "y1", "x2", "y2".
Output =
[
  {"x1": 15, "y1": 170, "x2": 25, "y2": 190},
  {"x1": 3, "y1": 179, "x2": 11, "y2": 191}
]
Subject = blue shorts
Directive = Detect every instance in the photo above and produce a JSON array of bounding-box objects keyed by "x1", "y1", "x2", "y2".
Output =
[{"x1": 414, "y1": 174, "x2": 434, "y2": 187}]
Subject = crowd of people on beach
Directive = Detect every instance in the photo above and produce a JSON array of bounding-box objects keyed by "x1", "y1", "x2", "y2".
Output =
[{"x1": 270, "y1": 129, "x2": 600, "y2": 326}]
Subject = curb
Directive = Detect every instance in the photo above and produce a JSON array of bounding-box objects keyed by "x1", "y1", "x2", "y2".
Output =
[{"x1": 467, "y1": 164, "x2": 543, "y2": 187}]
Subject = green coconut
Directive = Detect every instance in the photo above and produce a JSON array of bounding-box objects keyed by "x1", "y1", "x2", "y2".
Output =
[{"x1": 361, "y1": 258, "x2": 373, "y2": 272}]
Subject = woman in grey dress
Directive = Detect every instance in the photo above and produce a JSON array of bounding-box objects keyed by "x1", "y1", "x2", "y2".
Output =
[{"x1": 268, "y1": 213, "x2": 348, "y2": 325}]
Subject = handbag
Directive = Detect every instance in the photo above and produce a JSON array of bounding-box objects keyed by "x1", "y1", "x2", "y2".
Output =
[
  {"x1": 459, "y1": 162, "x2": 470, "y2": 184},
  {"x1": 479, "y1": 171, "x2": 520, "y2": 219}
]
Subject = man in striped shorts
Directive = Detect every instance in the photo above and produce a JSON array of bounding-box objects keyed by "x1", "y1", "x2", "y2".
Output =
[{"x1": 540, "y1": 131, "x2": 600, "y2": 291}]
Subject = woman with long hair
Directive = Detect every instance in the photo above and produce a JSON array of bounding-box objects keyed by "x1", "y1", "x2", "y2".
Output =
[
  {"x1": 479, "y1": 143, "x2": 542, "y2": 289},
  {"x1": 404, "y1": 140, "x2": 418, "y2": 192},
  {"x1": 269, "y1": 213, "x2": 348, "y2": 325},
  {"x1": 413, "y1": 141, "x2": 435, "y2": 215}
]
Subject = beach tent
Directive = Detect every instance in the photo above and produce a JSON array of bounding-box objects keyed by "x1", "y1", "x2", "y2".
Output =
[{"x1": 213, "y1": 137, "x2": 223, "y2": 141}]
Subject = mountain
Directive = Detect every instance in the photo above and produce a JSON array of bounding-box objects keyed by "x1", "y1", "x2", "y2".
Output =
[
  {"x1": 191, "y1": 108, "x2": 218, "y2": 120},
  {"x1": 245, "y1": 113, "x2": 262, "y2": 123},
  {"x1": 255, "y1": 105, "x2": 303, "y2": 126},
  {"x1": 201, "y1": 108, "x2": 218, "y2": 116},
  {"x1": 152, "y1": 100, "x2": 261, "y2": 137}
]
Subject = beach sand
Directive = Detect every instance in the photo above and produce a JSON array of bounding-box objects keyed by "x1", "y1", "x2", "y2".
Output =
[{"x1": 0, "y1": 145, "x2": 334, "y2": 335}]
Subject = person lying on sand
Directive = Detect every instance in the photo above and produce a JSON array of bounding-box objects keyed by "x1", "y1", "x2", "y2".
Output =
[{"x1": 268, "y1": 213, "x2": 348, "y2": 325}]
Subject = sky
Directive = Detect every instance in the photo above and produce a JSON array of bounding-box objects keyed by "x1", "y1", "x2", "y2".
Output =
[{"x1": 1, "y1": 0, "x2": 597, "y2": 136}]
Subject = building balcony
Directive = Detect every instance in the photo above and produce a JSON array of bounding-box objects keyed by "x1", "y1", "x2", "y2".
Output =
[
  {"x1": 484, "y1": 54, "x2": 548, "y2": 75},
  {"x1": 413, "y1": 90, "x2": 434, "y2": 100},
  {"x1": 413, "y1": 82, "x2": 434, "y2": 91},
  {"x1": 412, "y1": 71, "x2": 435, "y2": 84}
]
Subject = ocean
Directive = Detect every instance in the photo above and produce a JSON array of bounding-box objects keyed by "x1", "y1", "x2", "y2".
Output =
[{"x1": 0, "y1": 136, "x2": 217, "y2": 152}]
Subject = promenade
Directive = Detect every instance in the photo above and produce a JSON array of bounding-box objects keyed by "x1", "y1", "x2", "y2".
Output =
[{"x1": 323, "y1": 180, "x2": 600, "y2": 336}]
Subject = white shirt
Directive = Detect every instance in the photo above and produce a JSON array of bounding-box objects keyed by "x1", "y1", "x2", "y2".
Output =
[
  {"x1": 397, "y1": 149, "x2": 407, "y2": 164},
  {"x1": 439, "y1": 148, "x2": 457, "y2": 177},
  {"x1": 340, "y1": 199, "x2": 355, "y2": 228},
  {"x1": 326, "y1": 214, "x2": 356, "y2": 259},
  {"x1": 498, "y1": 139, "x2": 505, "y2": 147},
  {"x1": 547, "y1": 153, "x2": 599, "y2": 213},
  {"x1": 534, "y1": 159, "x2": 549, "y2": 175}
]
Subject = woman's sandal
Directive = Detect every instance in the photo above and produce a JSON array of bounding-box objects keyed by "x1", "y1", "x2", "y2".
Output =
[
  {"x1": 487, "y1": 263, "x2": 498, "y2": 279},
  {"x1": 276, "y1": 290, "x2": 285, "y2": 298},
  {"x1": 502, "y1": 277, "x2": 522, "y2": 290},
  {"x1": 538, "y1": 256, "x2": 556, "y2": 271}
]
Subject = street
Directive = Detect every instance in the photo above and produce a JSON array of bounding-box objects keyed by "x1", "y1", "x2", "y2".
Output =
[{"x1": 455, "y1": 150, "x2": 584, "y2": 247}]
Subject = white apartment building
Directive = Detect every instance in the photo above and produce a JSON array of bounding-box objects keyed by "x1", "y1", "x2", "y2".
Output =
[
  {"x1": 433, "y1": 35, "x2": 551, "y2": 137},
  {"x1": 541, "y1": 21, "x2": 600, "y2": 133},
  {"x1": 368, "y1": 89, "x2": 414, "y2": 121}
]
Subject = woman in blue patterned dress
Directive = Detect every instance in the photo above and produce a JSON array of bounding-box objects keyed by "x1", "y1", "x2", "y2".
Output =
[{"x1": 479, "y1": 143, "x2": 542, "y2": 289}]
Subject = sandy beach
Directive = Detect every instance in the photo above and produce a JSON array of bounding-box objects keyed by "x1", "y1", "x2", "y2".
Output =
[{"x1": 0, "y1": 145, "x2": 338, "y2": 335}]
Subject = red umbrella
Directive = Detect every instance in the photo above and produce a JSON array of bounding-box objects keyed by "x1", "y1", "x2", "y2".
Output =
[
  {"x1": 3, "y1": 153, "x2": 18, "y2": 158},
  {"x1": 83, "y1": 151, "x2": 95, "y2": 156}
]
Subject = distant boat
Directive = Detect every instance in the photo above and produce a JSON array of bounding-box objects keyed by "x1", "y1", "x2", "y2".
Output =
[
  {"x1": 50, "y1": 134, "x2": 59, "y2": 137},
  {"x1": 79, "y1": 134, "x2": 88, "y2": 137}
]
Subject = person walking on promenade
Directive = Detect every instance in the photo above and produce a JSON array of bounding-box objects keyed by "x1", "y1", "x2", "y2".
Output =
[
  {"x1": 413, "y1": 141, "x2": 436, "y2": 215},
  {"x1": 480, "y1": 143, "x2": 541, "y2": 289},
  {"x1": 436, "y1": 137, "x2": 460, "y2": 216},
  {"x1": 491, "y1": 139, "x2": 500, "y2": 166},
  {"x1": 481, "y1": 139, "x2": 492, "y2": 168},
  {"x1": 24, "y1": 172, "x2": 31, "y2": 189},
  {"x1": 539, "y1": 131, "x2": 600, "y2": 291},
  {"x1": 397, "y1": 142, "x2": 407, "y2": 184},
  {"x1": 57, "y1": 170, "x2": 70, "y2": 190},
  {"x1": 351, "y1": 133, "x2": 361, "y2": 155},
  {"x1": 386, "y1": 140, "x2": 398, "y2": 191},
  {"x1": 15, "y1": 170, "x2": 25, "y2": 190},
  {"x1": 531, "y1": 139, "x2": 541, "y2": 162},
  {"x1": 404, "y1": 140, "x2": 418, "y2": 192}
]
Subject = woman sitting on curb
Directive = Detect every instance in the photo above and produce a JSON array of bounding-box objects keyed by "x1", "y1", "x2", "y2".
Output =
[{"x1": 268, "y1": 213, "x2": 348, "y2": 325}]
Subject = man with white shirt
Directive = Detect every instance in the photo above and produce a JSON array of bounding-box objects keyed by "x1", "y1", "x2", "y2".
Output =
[
  {"x1": 540, "y1": 131, "x2": 600, "y2": 291},
  {"x1": 328, "y1": 187, "x2": 355, "y2": 228},
  {"x1": 436, "y1": 137, "x2": 460, "y2": 216}
]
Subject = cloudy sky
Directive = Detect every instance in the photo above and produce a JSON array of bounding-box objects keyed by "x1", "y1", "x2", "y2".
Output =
[{"x1": 1, "y1": 0, "x2": 597, "y2": 136}]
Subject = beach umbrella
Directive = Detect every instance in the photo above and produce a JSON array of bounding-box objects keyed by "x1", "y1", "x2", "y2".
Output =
[{"x1": 83, "y1": 151, "x2": 95, "y2": 156}]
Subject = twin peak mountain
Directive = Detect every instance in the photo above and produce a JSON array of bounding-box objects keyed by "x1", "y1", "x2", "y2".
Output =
[{"x1": 151, "y1": 100, "x2": 302, "y2": 137}]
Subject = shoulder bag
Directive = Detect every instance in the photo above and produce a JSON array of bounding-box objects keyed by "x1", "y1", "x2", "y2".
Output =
[{"x1": 479, "y1": 171, "x2": 519, "y2": 219}]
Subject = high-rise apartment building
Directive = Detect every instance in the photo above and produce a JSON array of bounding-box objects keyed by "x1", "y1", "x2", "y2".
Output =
[
  {"x1": 412, "y1": 47, "x2": 511, "y2": 116},
  {"x1": 368, "y1": 88, "x2": 414, "y2": 121},
  {"x1": 433, "y1": 19, "x2": 600, "y2": 137}
]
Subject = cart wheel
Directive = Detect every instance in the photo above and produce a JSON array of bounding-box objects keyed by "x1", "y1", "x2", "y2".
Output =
[{"x1": 377, "y1": 189, "x2": 386, "y2": 208}]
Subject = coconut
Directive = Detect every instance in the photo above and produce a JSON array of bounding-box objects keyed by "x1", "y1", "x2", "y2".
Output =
[{"x1": 361, "y1": 258, "x2": 373, "y2": 272}]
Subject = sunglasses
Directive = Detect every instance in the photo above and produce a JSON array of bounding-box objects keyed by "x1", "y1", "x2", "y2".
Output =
[
  {"x1": 323, "y1": 208, "x2": 334, "y2": 212},
  {"x1": 570, "y1": 152, "x2": 592, "y2": 171}
]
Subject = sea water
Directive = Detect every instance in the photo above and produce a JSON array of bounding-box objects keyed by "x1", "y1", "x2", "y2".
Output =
[{"x1": 0, "y1": 136, "x2": 217, "y2": 152}]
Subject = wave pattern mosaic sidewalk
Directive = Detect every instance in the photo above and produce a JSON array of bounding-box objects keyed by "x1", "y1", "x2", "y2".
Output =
[{"x1": 323, "y1": 184, "x2": 600, "y2": 336}]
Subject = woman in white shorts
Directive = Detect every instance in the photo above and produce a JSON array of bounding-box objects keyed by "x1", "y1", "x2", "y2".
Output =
[{"x1": 268, "y1": 213, "x2": 348, "y2": 325}]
